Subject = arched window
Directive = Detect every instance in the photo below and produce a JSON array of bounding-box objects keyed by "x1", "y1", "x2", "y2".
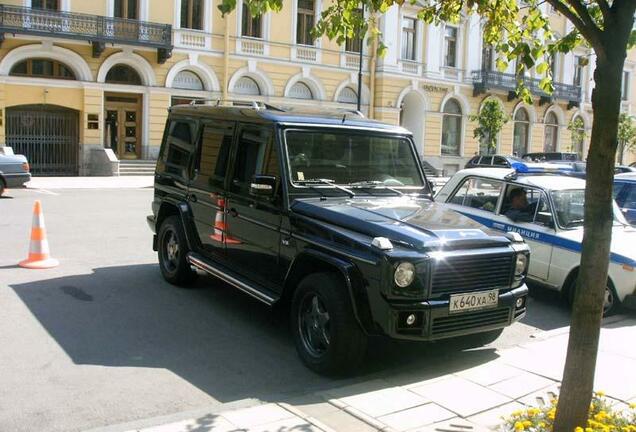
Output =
[
  {"x1": 513, "y1": 108, "x2": 530, "y2": 156},
  {"x1": 289, "y1": 81, "x2": 313, "y2": 100},
  {"x1": 10, "y1": 58, "x2": 76, "y2": 80},
  {"x1": 544, "y1": 112, "x2": 559, "y2": 152},
  {"x1": 337, "y1": 86, "x2": 358, "y2": 104},
  {"x1": 105, "y1": 65, "x2": 142, "y2": 85},
  {"x1": 441, "y1": 98, "x2": 462, "y2": 156},
  {"x1": 173, "y1": 70, "x2": 204, "y2": 90},
  {"x1": 234, "y1": 76, "x2": 261, "y2": 95}
]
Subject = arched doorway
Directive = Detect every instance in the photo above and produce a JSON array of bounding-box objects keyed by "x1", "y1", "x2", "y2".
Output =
[
  {"x1": 399, "y1": 91, "x2": 426, "y2": 155},
  {"x1": 6, "y1": 105, "x2": 79, "y2": 176}
]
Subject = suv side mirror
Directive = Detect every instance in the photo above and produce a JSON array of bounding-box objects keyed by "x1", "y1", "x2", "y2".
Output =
[{"x1": 250, "y1": 175, "x2": 277, "y2": 198}]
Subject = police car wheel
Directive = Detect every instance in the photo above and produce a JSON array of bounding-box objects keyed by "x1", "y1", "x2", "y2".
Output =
[{"x1": 568, "y1": 280, "x2": 619, "y2": 317}]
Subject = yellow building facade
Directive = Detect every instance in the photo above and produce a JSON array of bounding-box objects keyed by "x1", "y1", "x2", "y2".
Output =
[{"x1": 0, "y1": 0, "x2": 634, "y2": 176}]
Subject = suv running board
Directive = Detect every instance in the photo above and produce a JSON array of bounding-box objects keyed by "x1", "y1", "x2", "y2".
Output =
[{"x1": 186, "y1": 252, "x2": 279, "y2": 306}]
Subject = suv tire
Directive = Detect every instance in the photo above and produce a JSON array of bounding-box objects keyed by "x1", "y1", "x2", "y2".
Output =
[
  {"x1": 158, "y1": 215, "x2": 197, "y2": 286},
  {"x1": 291, "y1": 272, "x2": 367, "y2": 375}
]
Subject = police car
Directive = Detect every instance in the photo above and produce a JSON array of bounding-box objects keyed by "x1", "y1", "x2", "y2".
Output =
[{"x1": 436, "y1": 162, "x2": 636, "y2": 315}]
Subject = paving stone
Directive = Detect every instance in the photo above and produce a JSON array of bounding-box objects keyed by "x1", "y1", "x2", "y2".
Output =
[
  {"x1": 315, "y1": 408, "x2": 380, "y2": 432},
  {"x1": 467, "y1": 401, "x2": 525, "y2": 430},
  {"x1": 377, "y1": 403, "x2": 455, "y2": 431},
  {"x1": 338, "y1": 386, "x2": 429, "y2": 418},
  {"x1": 135, "y1": 415, "x2": 238, "y2": 432},
  {"x1": 287, "y1": 399, "x2": 340, "y2": 420},
  {"x1": 245, "y1": 416, "x2": 323, "y2": 432},
  {"x1": 488, "y1": 372, "x2": 556, "y2": 399},
  {"x1": 221, "y1": 403, "x2": 295, "y2": 428},
  {"x1": 455, "y1": 362, "x2": 523, "y2": 387},
  {"x1": 410, "y1": 376, "x2": 512, "y2": 417},
  {"x1": 414, "y1": 418, "x2": 488, "y2": 432},
  {"x1": 517, "y1": 386, "x2": 560, "y2": 408},
  {"x1": 320, "y1": 379, "x2": 391, "y2": 400},
  {"x1": 593, "y1": 352, "x2": 636, "y2": 401}
]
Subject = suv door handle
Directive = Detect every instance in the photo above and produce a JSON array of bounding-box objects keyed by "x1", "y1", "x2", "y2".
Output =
[{"x1": 228, "y1": 207, "x2": 238, "y2": 217}]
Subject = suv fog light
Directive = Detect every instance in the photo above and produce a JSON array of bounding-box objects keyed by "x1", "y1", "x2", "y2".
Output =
[
  {"x1": 516, "y1": 297, "x2": 525, "y2": 308},
  {"x1": 394, "y1": 262, "x2": 416, "y2": 288},
  {"x1": 515, "y1": 254, "x2": 528, "y2": 276},
  {"x1": 406, "y1": 314, "x2": 416, "y2": 326}
]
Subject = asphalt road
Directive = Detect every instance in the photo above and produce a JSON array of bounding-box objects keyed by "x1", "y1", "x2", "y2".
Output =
[{"x1": 0, "y1": 186, "x2": 574, "y2": 432}]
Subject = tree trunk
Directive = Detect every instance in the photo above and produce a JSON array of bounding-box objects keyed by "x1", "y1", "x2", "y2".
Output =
[{"x1": 553, "y1": 14, "x2": 633, "y2": 430}]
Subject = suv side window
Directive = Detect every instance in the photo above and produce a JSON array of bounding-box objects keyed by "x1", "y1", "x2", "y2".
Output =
[
  {"x1": 230, "y1": 125, "x2": 278, "y2": 196},
  {"x1": 493, "y1": 156, "x2": 508, "y2": 167},
  {"x1": 480, "y1": 156, "x2": 493, "y2": 166},
  {"x1": 162, "y1": 119, "x2": 197, "y2": 179},
  {"x1": 449, "y1": 177, "x2": 503, "y2": 213},
  {"x1": 500, "y1": 185, "x2": 554, "y2": 225},
  {"x1": 194, "y1": 120, "x2": 234, "y2": 187},
  {"x1": 533, "y1": 192, "x2": 555, "y2": 227}
]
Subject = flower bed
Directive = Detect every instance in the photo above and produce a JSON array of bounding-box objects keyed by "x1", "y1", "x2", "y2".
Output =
[{"x1": 503, "y1": 392, "x2": 636, "y2": 432}]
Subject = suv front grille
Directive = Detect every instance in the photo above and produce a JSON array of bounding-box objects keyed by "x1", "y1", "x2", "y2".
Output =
[
  {"x1": 430, "y1": 253, "x2": 513, "y2": 296},
  {"x1": 431, "y1": 308, "x2": 511, "y2": 337}
]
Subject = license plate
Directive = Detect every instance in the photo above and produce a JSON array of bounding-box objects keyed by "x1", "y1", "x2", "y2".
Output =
[{"x1": 449, "y1": 290, "x2": 499, "y2": 313}]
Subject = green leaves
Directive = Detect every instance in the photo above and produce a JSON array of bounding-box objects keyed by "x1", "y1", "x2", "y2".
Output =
[{"x1": 470, "y1": 99, "x2": 509, "y2": 152}]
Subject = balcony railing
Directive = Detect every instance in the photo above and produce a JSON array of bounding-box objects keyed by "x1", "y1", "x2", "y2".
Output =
[
  {"x1": 0, "y1": 5, "x2": 172, "y2": 63},
  {"x1": 472, "y1": 69, "x2": 581, "y2": 107}
]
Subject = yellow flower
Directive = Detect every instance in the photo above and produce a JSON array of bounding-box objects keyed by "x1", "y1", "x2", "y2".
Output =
[
  {"x1": 522, "y1": 420, "x2": 532, "y2": 428},
  {"x1": 527, "y1": 408, "x2": 541, "y2": 416},
  {"x1": 514, "y1": 421, "x2": 525, "y2": 431},
  {"x1": 596, "y1": 391, "x2": 606, "y2": 397},
  {"x1": 538, "y1": 422, "x2": 546, "y2": 428},
  {"x1": 511, "y1": 410, "x2": 523, "y2": 417},
  {"x1": 629, "y1": 403, "x2": 636, "y2": 409},
  {"x1": 575, "y1": 427, "x2": 585, "y2": 432},
  {"x1": 595, "y1": 411, "x2": 609, "y2": 422}
]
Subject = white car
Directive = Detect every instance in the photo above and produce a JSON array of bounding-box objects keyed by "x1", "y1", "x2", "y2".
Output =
[{"x1": 435, "y1": 165, "x2": 636, "y2": 315}]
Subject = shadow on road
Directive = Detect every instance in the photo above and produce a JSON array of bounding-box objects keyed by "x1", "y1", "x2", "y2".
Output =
[{"x1": 11, "y1": 264, "x2": 513, "y2": 405}]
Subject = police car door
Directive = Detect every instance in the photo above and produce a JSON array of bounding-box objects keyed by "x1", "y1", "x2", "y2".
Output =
[{"x1": 499, "y1": 185, "x2": 554, "y2": 281}]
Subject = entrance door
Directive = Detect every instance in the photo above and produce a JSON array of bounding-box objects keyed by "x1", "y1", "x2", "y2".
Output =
[
  {"x1": 104, "y1": 93, "x2": 142, "y2": 160},
  {"x1": 6, "y1": 105, "x2": 79, "y2": 176}
]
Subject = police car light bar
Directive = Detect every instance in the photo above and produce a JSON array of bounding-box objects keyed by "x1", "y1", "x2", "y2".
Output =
[{"x1": 506, "y1": 161, "x2": 574, "y2": 179}]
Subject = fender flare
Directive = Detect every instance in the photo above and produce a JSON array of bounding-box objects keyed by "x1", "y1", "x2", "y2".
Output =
[
  {"x1": 284, "y1": 249, "x2": 375, "y2": 334},
  {"x1": 157, "y1": 198, "x2": 198, "y2": 250}
]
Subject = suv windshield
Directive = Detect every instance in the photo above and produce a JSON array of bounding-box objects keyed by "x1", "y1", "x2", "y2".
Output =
[
  {"x1": 551, "y1": 189, "x2": 628, "y2": 227},
  {"x1": 284, "y1": 129, "x2": 424, "y2": 188}
]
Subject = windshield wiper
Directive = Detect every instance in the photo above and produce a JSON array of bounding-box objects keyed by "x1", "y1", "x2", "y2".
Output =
[
  {"x1": 296, "y1": 178, "x2": 355, "y2": 198},
  {"x1": 347, "y1": 180, "x2": 404, "y2": 196}
]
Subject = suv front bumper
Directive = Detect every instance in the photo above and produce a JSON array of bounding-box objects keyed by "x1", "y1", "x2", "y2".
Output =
[{"x1": 382, "y1": 285, "x2": 528, "y2": 341}]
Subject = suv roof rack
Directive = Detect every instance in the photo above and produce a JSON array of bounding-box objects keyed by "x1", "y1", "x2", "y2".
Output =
[{"x1": 187, "y1": 99, "x2": 285, "y2": 112}]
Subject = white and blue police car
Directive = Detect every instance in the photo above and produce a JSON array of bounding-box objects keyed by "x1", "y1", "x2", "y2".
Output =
[{"x1": 436, "y1": 162, "x2": 636, "y2": 315}]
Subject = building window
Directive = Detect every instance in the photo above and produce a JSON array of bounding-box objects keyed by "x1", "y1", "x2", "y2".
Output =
[
  {"x1": 571, "y1": 116, "x2": 585, "y2": 160},
  {"x1": 296, "y1": 0, "x2": 315, "y2": 45},
  {"x1": 289, "y1": 81, "x2": 313, "y2": 99},
  {"x1": 573, "y1": 56, "x2": 583, "y2": 87},
  {"x1": 441, "y1": 98, "x2": 462, "y2": 156},
  {"x1": 242, "y1": 2, "x2": 262, "y2": 38},
  {"x1": 114, "y1": 0, "x2": 138, "y2": 19},
  {"x1": 543, "y1": 112, "x2": 559, "y2": 152},
  {"x1": 345, "y1": 9, "x2": 363, "y2": 53},
  {"x1": 482, "y1": 43, "x2": 494, "y2": 71},
  {"x1": 105, "y1": 65, "x2": 142, "y2": 85},
  {"x1": 337, "y1": 86, "x2": 358, "y2": 104},
  {"x1": 401, "y1": 17, "x2": 417, "y2": 61},
  {"x1": 235, "y1": 76, "x2": 261, "y2": 95},
  {"x1": 10, "y1": 58, "x2": 75, "y2": 80},
  {"x1": 173, "y1": 70, "x2": 204, "y2": 90},
  {"x1": 32, "y1": 0, "x2": 58, "y2": 10},
  {"x1": 444, "y1": 26, "x2": 458, "y2": 68},
  {"x1": 181, "y1": 0, "x2": 203, "y2": 30},
  {"x1": 622, "y1": 71, "x2": 630, "y2": 101},
  {"x1": 513, "y1": 108, "x2": 530, "y2": 156}
]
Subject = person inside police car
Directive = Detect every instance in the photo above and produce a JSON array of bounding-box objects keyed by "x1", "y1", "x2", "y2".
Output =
[{"x1": 505, "y1": 188, "x2": 535, "y2": 222}]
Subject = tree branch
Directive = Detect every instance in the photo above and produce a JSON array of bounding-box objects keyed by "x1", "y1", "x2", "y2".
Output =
[
  {"x1": 546, "y1": 0, "x2": 603, "y2": 52},
  {"x1": 597, "y1": 0, "x2": 611, "y2": 23},
  {"x1": 565, "y1": 0, "x2": 600, "y2": 30}
]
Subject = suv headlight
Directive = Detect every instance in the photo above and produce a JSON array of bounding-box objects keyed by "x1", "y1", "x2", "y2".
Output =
[
  {"x1": 515, "y1": 253, "x2": 529, "y2": 277},
  {"x1": 394, "y1": 262, "x2": 416, "y2": 288}
]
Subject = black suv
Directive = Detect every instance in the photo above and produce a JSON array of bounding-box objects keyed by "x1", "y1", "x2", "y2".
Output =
[{"x1": 148, "y1": 102, "x2": 530, "y2": 374}]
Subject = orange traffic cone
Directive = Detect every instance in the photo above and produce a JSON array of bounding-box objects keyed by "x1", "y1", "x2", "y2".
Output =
[
  {"x1": 19, "y1": 200, "x2": 59, "y2": 269},
  {"x1": 209, "y1": 197, "x2": 241, "y2": 244}
]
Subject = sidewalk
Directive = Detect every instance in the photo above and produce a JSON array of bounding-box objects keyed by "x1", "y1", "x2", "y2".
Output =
[
  {"x1": 25, "y1": 176, "x2": 154, "y2": 190},
  {"x1": 97, "y1": 315, "x2": 635, "y2": 432}
]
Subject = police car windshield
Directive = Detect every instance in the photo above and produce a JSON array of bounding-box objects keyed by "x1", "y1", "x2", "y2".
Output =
[
  {"x1": 284, "y1": 130, "x2": 424, "y2": 188},
  {"x1": 550, "y1": 189, "x2": 629, "y2": 228}
]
